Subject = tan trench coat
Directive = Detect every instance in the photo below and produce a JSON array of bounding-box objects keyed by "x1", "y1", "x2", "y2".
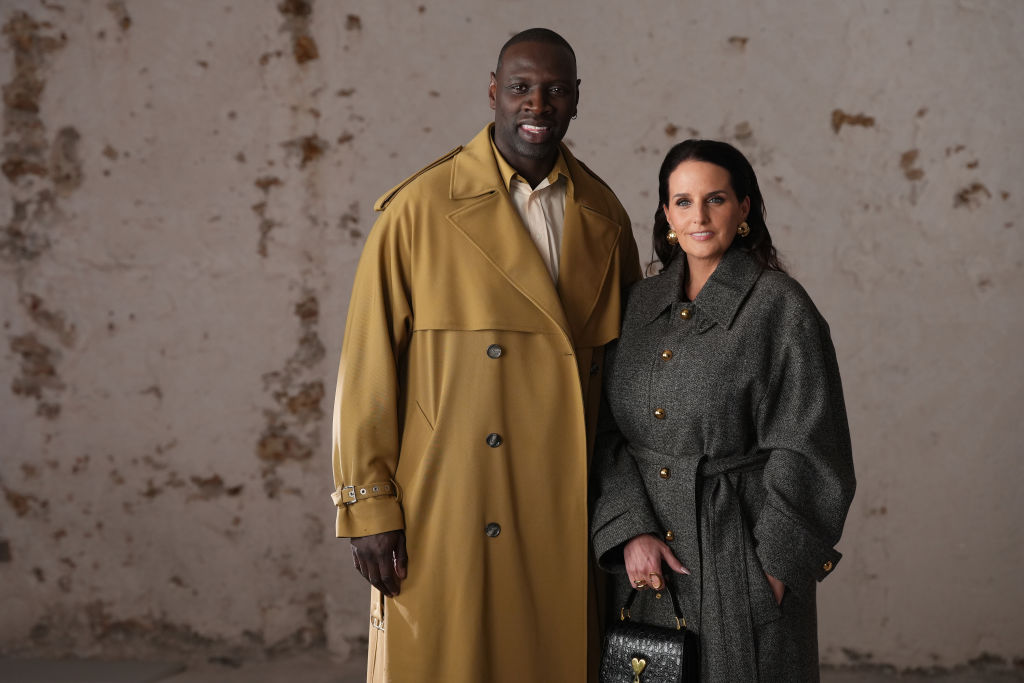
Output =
[{"x1": 331, "y1": 124, "x2": 641, "y2": 682}]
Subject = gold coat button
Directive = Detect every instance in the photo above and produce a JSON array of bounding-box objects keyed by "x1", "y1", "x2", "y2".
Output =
[
  {"x1": 665, "y1": 530, "x2": 675, "y2": 542},
  {"x1": 661, "y1": 349, "x2": 673, "y2": 360},
  {"x1": 823, "y1": 560, "x2": 833, "y2": 572},
  {"x1": 653, "y1": 408, "x2": 666, "y2": 419},
  {"x1": 679, "y1": 308, "x2": 692, "y2": 320},
  {"x1": 659, "y1": 467, "x2": 670, "y2": 479}
]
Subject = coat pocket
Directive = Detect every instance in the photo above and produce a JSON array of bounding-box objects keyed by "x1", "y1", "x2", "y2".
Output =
[{"x1": 745, "y1": 531, "x2": 782, "y2": 627}]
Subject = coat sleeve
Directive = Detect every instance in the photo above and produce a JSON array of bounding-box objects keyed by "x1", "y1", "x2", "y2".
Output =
[
  {"x1": 590, "y1": 354, "x2": 661, "y2": 572},
  {"x1": 330, "y1": 207, "x2": 412, "y2": 538},
  {"x1": 752, "y1": 303, "x2": 856, "y2": 596}
]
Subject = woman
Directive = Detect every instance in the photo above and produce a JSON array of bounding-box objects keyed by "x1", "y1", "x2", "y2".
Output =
[{"x1": 591, "y1": 140, "x2": 855, "y2": 682}]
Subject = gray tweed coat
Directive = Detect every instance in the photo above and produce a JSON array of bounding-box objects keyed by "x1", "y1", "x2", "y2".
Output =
[{"x1": 591, "y1": 247, "x2": 855, "y2": 682}]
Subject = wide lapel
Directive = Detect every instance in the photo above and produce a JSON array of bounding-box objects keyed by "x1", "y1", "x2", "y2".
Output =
[
  {"x1": 557, "y1": 151, "x2": 625, "y2": 343},
  {"x1": 446, "y1": 126, "x2": 571, "y2": 338}
]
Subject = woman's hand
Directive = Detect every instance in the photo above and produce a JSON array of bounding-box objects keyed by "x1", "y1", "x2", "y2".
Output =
[
  {"x1": 766, "y1": 572, "x2": 785, "y2": 605},
  {"x1": 624, "y1": 534, "x2": 689, "y2": 591}
]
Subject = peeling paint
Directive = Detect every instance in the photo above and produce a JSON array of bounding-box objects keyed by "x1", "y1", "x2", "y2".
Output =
[
  {"x1": 831, "y1": 109, "x2": 875, "y2": 134},
  {"x1": 257, "y1": 292, "x2": 326, "y2": 494},
  {"x1": 282, "y1": 134, "x2": 328, "y2": 168},
  {"x1": 105, "y1": 1, "x2": 132, "y2": 31},
  {"x1": 953, "y1": 182, "x2": 990, "y2": 208},
  {"x1": 20, "y1": 293, "x2": 75, "y2": 346},
  {"x1": 899, "y1": 149, "x2": 924, "y2": 180},
  {"x1": 278, "y1": 0, "x2": 319, "y2": 64},
  {"x1": 9, "y1": 332, "x2": 64, "y2": 417}
]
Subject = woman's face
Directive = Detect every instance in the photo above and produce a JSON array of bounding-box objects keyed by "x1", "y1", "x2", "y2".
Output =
[{"x1": 662, "y1": 160, "x2": 750, "y2": 269}]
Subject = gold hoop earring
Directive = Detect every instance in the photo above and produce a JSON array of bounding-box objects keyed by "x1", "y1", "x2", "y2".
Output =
[
  {"x1": 666, "y1": 227, "x2": 678, "y2": 245},
  {"x1": 737, "y1": 221, "x2": 750, "y2": 237}
]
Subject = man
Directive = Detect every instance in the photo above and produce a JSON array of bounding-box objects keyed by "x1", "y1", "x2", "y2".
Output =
[{"x1": 331, "y1": 28, "x2": 640, "y2": 682}]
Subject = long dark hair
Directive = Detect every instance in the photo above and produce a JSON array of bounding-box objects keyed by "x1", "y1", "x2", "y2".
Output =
[{"x1": 651, "y1": 139, "x2": 785, "y2": 274}]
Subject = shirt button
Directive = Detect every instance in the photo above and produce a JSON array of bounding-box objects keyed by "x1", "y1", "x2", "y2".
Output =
[
  {"x1": 665, "y1": 530, "x2": 675, "y2": 542},
  {"x1": 679, "y1": 308, "x2": 692, "y2": 320},
  {"x1": 653, "y1": 408, "x2": 666, "y2": 419},
  {"x1": 823, "y1": 560, "x2": 833, "y2": 572},
  {"x1": 659, "y1": 467, "x2": 670, "y2": 479},
  {"x1": 661, "y1": 349, "x2": 673, "y2": 360},
  {"x1": 486, "y1": 433, "x2": 503, "y2": 448},
  {"x1": 486, "y1": 344, "x2": 503, "y2": 359},
  {"x1": 485, "y1": 523, "x2": 501, "y2": 537}
]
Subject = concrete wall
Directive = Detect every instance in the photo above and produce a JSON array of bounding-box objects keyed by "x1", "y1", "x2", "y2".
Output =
[{"x1": 1, "y1": 0, "x2": 1021, "y2": 670}]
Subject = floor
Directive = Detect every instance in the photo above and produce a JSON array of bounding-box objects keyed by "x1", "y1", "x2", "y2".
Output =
[{"x1": 0, "y1": 650, "x2": 1021, "y2": 682}]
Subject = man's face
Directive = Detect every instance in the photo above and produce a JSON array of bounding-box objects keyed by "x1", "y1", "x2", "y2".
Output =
[{"x1": 489, "y1": 41, "x2": 579, "y2": 172}]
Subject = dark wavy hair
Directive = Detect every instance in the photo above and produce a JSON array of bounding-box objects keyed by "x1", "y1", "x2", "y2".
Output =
[{"x1": 651, "y1": 139, "x2": 785, "y2": 274}]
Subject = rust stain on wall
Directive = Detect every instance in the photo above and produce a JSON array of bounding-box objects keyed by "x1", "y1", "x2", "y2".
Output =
[
  {"x1": 9, "y1": 332, "x2": 64, "y2": 417},
  {"x1": 50, "y1": 125, "x2": 82, "y2": 193},
  {"x1": 953, "y1": 182, "x2": 990, "y2": 209},
  {"x1": 278, "y1": 0, "x2": 319, "y2": 65},
  {"x1": 189, "y1": 475, "x2": 244, "y2": 500},
  {"x1": 899, "y1": 149, "x2": 924, "y2": 181},
  {"x1": 258, "y1": 291, "x2": 326, "y2": 497},
  {"x1": 20, "y1": 292, "x2": 75, "y2": 346},
  {"x1": 105, "y1": 1, "x2": 132, "y2": 31},
  {"x1": 831, "y1": 109, "x2": 875, "y2": 134},
  {"x1": 727, "y1": 36, "x2": 748, "y2": 48},
  {"x1": 4, "y1": 485, "x2": 48, "y2": 518},
  {"x1": 346, "y1": 14, "x2": 362, "y2": 31},
  {"x1": 253, "y1": 176, "x2": 282, "y2": 257},
  {"x1": 282, "y1": 134, "x2": 328, "y2": 168}
]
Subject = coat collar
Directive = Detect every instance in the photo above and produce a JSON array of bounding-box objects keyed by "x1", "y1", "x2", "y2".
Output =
[
  {"x1": 447, "y1": 124, "x2": 626, "y2": 343},
  {"x1": 634, "y1": 247, "x2": 763, "y2": 332}
]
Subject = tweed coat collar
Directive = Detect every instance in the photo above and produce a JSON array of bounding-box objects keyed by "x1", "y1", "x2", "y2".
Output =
[{"x1": 635, "y1": 246, "x2": 763, "y2": 332}]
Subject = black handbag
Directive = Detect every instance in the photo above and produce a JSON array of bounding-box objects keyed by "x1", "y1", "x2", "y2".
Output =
[{"x1": 599, "y1": 584, "x2": 699, "y2": 683}]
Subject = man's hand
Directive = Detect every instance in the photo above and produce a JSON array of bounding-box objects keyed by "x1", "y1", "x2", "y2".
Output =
[{"x1": 351, "y1": 530, "x2": 408, "y2": 597}]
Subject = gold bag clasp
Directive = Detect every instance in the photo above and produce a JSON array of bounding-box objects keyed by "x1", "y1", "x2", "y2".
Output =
[{"x1": 631, "y1": 657, "x2": 646, "y2": 683}]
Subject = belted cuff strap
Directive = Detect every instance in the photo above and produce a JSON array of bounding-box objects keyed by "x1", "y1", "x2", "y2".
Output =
[
  {"x1": 331, "y1": 481, "x2": 398, "y2": 506},
  {"x1": 753, "y1": 502, "x2": 843, "y2": 594}
]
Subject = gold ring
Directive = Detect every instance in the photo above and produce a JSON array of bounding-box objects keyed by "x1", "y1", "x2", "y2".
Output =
[
  {"x1": 648, "y1": 573, "x2": 662, "y2": 589},
  {"x1": 633, "y1": 579, "x2": 647, "y2": 588}
]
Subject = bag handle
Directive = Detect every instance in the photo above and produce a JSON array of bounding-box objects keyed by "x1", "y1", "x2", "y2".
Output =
[{"x1": 619, "y1": 583, "x2": 687, "y2": 630}]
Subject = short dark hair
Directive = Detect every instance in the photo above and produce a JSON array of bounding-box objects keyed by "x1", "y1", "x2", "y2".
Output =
[
  {"x1": 496, "y1": 28, "x2": 576, "y2": 72},
  {"x1": 652, "y1": 139, "x2": 785, "y2": 274}
]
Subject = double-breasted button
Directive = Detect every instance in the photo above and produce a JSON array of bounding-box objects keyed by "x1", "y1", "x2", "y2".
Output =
[
  {"x1": 661, "y1": 349, "x2": 673, "y2": 360},
  {"x1": 590, "y1": 363, "x2": 600, "y2": 375},
  {"x1": 486, "y1": 433, "x2": 503, "y2": 448},
  {"x1": 653, "y1": 408, "x2": 666, "y2": 419},
  {"x1": 486, "y1": 344, "x2": 503, "y2": 359},
  {"x1": 823, "y1": 560, "x2": 833, "y2": 572},
  {"x1": 664, "y1": 530, "x2": 675, "y2": 542},
  {"x1": 485, "y1": 523, "x2": 501, "y2": 537},
  {"x1": 659, "y1": 467, "x2": 671, "y2": 479},
  {"x1": 679, "y1": 308, "x2": 692, "y2": 320}
]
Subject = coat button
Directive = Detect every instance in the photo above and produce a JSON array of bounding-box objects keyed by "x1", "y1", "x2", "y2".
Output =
[
  {"x1": 659, "y1": 467, "x2": 670, "y2": 479},
  {"x1": 679, "y1": 308, "x2": 692, "y2": 320},
  {"x1": 486, "y1": 344, "x2": 503, "y2": 359},
  {"x1": 590, "y1": 363, "x2": 600, "y2": 375},
  {"x1": 485, "y1": 523, "x2": 501, "y2": 537},
  {"x1": 486, "y1": 433, "x2": 503, "y2": 448},
  {"x1": 653, "y1": 408, "x2": 666, "y2": 419},
  {"x1": 665, "y1": 530, "x2": 675, "y2": 542},
  {"x1": 661, "y1": 349, "x2": 673, "y2": 360},
  {"x1": 823, "y1": 560, "x2": 833, "y2": 572}
]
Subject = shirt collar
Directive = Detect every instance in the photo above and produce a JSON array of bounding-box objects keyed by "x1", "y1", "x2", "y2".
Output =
[
  {"x1": 489, "y1": 135, "x2": 571, "y2": 193},
  {"x1": 635, "y1": 247, "x2": 764, "y2": 331}
]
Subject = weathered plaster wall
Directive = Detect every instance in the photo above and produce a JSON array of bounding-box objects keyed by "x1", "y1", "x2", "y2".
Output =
[{"x1": 0, "y1": 0, "x2": 1021, "y2": 670}]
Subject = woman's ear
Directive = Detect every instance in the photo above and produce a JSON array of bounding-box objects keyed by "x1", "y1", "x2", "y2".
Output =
[{"x1": 740, "y1": 196, "x2": 751, "y2": 221}]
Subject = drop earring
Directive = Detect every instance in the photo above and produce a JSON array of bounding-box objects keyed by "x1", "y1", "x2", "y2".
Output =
[{"x1": 737, "y1": 221, "x2": 750, "y2": 237}]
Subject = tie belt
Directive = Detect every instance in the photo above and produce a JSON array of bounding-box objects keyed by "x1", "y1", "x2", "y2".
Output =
[{"x1": 698, "y1": 450, "x2": 771, "y2": 682}]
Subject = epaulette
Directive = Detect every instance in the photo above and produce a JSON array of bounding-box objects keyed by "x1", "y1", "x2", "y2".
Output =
[{"x1": 374, "y1": 146, "x2": 462, "y2": 211}]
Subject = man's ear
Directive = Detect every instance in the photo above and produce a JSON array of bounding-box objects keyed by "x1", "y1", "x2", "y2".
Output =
[{"x1": 489, "y1": 73, "x2": 497, "y2": 110}]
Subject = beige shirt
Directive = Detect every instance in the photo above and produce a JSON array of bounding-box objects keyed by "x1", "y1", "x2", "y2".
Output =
[{"x1": 491, "y1": 139, "x2": 570, "y2": 283}]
